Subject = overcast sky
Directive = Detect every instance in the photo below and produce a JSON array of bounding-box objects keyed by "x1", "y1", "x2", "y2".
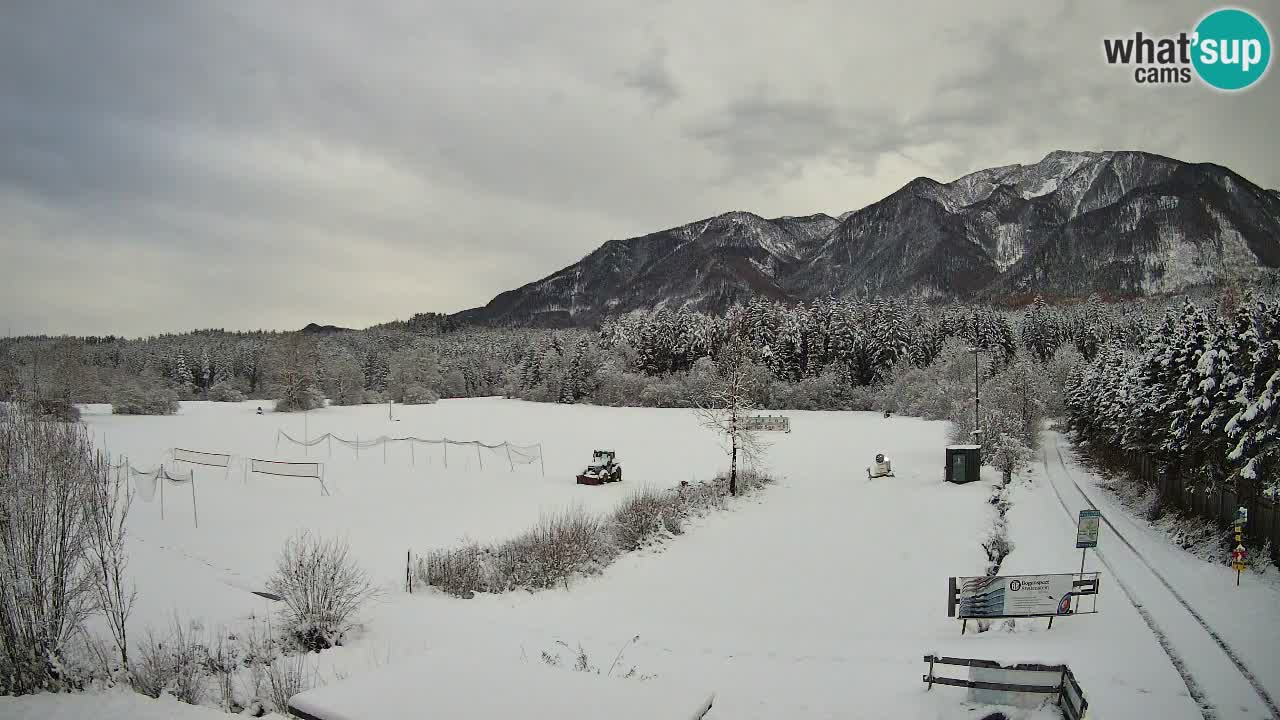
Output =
[{"x1": 2, "y1": 1, "x2": 1277, "y2": 337}]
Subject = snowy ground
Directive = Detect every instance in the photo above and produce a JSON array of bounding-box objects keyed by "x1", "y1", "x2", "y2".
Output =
[{"x1": 8, "y1": 400, "x2": 1274, "y2": 718}]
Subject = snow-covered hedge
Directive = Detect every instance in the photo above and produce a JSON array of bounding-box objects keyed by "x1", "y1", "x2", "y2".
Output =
[{"x1": 419, "y1": 470, "x2": 772, "y2": 598}]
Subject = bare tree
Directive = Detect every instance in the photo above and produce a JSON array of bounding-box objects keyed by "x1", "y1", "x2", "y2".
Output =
[
  {"x1": 85, "y1": 458, "x2": 136, "y2": 669},
  {"x1": 693, "y1": 332, "x2": 768, "y2": 496},
  {"x1": 0, "y1": 413, "x2": 98, "y2": 693}
]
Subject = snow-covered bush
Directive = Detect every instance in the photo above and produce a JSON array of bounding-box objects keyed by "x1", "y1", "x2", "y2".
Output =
[
  {"x1": 0, "y1": 413, "x2": 100, "y2": 694},
  {"x1": 611, "y1": 487, "x2": 684, "y2": 551},
  {"x1": 401, "y1": 383, "x2": 439, "y2": 405},
  {"x1": 266, "y1": 533, "x2": 377, "y2": 652},
  {"x1": 498, "y1": 508, "x2": 612, "y2": 591},
  {"x1": 207, "y1": 381, "x2": 246, "y2": 403},
  {"x1": 128, "y1": 619, "x2": 208, "y2": 704},
  {"x1": 111, "y1": 383, "x2": 180, "y2": 415},
  {"x1": 265, "y1": 653, "x2": 314, "y2": 714}
]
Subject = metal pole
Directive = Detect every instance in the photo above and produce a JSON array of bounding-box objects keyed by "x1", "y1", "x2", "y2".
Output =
[
  {"x1": 505, "y1": 443, "x2": 514, "y2": 471},
  {"x1": 304, "y1": 410, "x2": 309, "y2": 457},
  {"x1": 191, "y1": 470, "x2": 199, "y2": 529},
  {"x1": 1079, "y1": 548, "x2": 1086, "y2": 575},
  {"x1": 476, "y1": 443, "x2": 483, "y2": 470},
  {"x1": 356, "y1": 432, "x2": 360, "y2": 460},
  {"x1": 411, "y1": 441, "x2": 415, "y2": 466},
  {"x1": 443, "y1": 439, "x2": 448, "y2": 468},
  {"x1": 538, "y1": 444, "x2": 545, "y2": 476},
  {"x1": 159, "y1": 469, "x2": 165, "y2": 521}
]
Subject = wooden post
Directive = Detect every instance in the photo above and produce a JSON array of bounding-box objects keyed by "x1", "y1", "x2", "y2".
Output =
[
  {"x1": 961, "y1": 619, "x2": 967, "y2": 635},
  {"x1": 356, "y1": 432, "x2": 360, "y2": 460},
  {"x1": 538, "y1": 444, "x2": 545, "y2": 476},
  {"x1": 443, "y1": 439, "x2": 448, "y2": 468},
  {"x1": 407, "y1": 550, "x2": 412, "y2": 594},
  {"x1": 328, "y1": 434, "x2": 332, "y2": 458},
  {"x1": 411, "y1": 441, "x2": 415, "y2": 466},
  {"x1": 505, "y1": 443, "x2": 514, "y2": 471},
  {"x1": 159, "y1": 468, "x2": 165, "y2": 521},
  {"x1": 1047, "y1": 616, "x2": 1054, "y2": 630},
  {"x1": 927, "y1": 656, "x2": 936, "y2": 690},
  {"x1": 190, "y1": 470, "x2": 199, "y2": 529},
  {"x1": 476, "y1": 443, "x2": 483, "y2": 470}
]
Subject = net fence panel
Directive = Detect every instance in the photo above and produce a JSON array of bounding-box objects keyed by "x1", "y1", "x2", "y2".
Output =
[
  {"x1": 277, "y1": 431, "x2": 334, "y2": 448},
  {"x1": 159, "y1": 466, "x2": 194, "y2": 483},
  {"x1": 131, "y1": 466, "x2": 159, "y2": 501},
  {"x1": 276, "y1": 432, "x2": 543, "y2": 468},
  {"x1": 174, "y1": 448, "x2": 231, "y2": 468},
  {"x1": 250, "y1": 459, "x2": 322, "y2": 478}
]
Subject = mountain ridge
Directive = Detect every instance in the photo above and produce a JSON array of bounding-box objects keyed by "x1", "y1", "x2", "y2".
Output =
[{"x1": 454, "y1": 150, "x2": 1280, "y2": 326}]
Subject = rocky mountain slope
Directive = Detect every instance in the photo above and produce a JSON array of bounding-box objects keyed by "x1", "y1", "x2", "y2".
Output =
[{"x1": 455, "y1": 151, "x2": 1280, "y2": 326}]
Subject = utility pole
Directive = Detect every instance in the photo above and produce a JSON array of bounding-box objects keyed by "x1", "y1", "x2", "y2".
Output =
[{"x1": 969, "y1": 313, "x2": 983, "y2": 445}]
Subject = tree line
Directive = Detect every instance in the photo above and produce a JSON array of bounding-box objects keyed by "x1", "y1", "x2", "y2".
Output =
[{"x1": 1067, "y1": 292, "x2": 1280, "y2": 502}]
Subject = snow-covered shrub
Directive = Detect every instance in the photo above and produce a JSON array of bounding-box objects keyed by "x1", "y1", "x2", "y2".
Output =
[
  {"x1": 497, "y1": 508, "x2": 612, "y2": 591},
  {"x1": 265, "y1": 653, "x2": 314, "y2": 714},
  {"x1": 611, "y1": 487, "x2": 684, "y2": 551},
  {"x1": 207, "y1": 381, "x2": 246, "y2": 403},
  {"x1": 0, "y1": 414, "x2": 100, "y2": 694},
  {"x1": 401, "y1": 383, "x2": 439, "y2": 405},
  {"x1": 128, "y1": 619, "x2": 208, "y2": 704},
  {"x1": 129, "y1": 631, "x2": 176, "y2": 699},
  {"x1": 112, "y1": 384, "x2": 180, "y2": 415},
  {"x1": 420, "y1": 542, "x2": 487, "y2": 597},
  {"x1": 420, "y1": 472, "x2": 774, "y2": 598},
  {"x1": 981, "y1": 486, "x2": 1015, "y2": 577},
  {"x1": 266, "y1": 533, "x2": 377, "y2": 652}
]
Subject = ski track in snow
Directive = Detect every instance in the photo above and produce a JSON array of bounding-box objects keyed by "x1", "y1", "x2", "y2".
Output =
[{"x1": 1043, "y1": 432, "x2": 1279, "y2": 720}]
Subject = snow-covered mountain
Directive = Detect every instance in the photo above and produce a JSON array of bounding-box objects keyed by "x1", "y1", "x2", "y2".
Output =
[{"x1": 455, "y1": 151, "x2": 1280, "y2": 325}]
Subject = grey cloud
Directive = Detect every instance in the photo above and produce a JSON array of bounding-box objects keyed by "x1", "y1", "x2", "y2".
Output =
[{"x1": 1, "y1": 0, "x2": 1277, "y2": 337}]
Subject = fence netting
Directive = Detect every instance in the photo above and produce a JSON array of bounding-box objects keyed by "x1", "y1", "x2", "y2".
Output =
[{"x1": 275, "y1": 430, "x2": 543, "y2": 473}]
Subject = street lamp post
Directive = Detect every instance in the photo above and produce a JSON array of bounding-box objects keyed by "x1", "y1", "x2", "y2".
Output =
[{"x1": 969, "y1": 314, "x2": 984, "y2": 446}]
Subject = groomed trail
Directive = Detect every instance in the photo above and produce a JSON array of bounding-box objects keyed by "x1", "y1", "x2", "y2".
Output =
[{"x1": 1041, "y1": 430, "x2": 1279, "y2": 720}]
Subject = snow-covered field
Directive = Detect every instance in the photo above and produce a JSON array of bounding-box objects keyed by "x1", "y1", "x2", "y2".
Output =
[{"x1": 6, "y1": 400, "x2": 1275, "y2": 718}]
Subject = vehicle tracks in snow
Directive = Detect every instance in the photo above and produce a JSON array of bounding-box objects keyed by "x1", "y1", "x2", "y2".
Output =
[{"x1": 1041, "y1": 434, "x2": 1278, "y2": 720}]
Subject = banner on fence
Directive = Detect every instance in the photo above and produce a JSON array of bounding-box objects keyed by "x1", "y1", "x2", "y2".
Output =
[
  {"x1": 173, "y1": 448, "x2": 231, "y2": 468},
  {"x1": 951, "y1": 574, "x2": 1079, "y2": 619}
]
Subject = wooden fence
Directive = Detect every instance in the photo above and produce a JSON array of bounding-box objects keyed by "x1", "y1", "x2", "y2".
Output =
[
  {"x1": 922, "y1": 655, "x2": 1087, "y2": 720},
  {"x1": 1126, "y1": 451, "x2": 1279, "y2": 563}
]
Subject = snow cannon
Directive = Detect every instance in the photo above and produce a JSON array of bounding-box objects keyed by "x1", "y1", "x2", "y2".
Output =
[
  {"x1": 867, "y1": 453, "x2": 894, "y2": 479},
  {"x1": 576, "y1": 450, "x2": 622, "y2": 486}
]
